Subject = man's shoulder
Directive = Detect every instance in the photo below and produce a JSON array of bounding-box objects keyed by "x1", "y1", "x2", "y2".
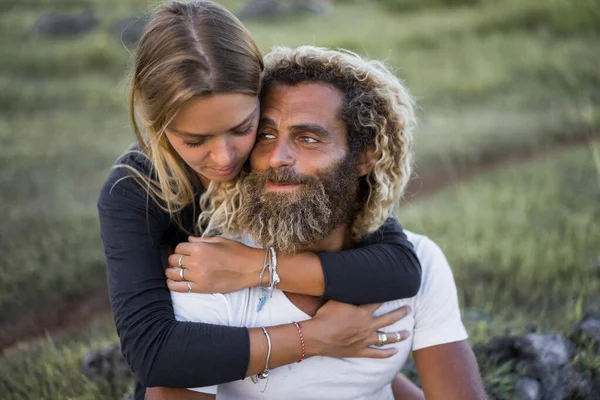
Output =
[
  {"x1": 404, "y1": 231, "x2": 455, "y2": 296},
  {"x1": 405, "y1": 231, "x2": 446, "y2": 267}
]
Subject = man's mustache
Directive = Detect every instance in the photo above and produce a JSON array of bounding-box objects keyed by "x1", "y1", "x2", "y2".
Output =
[{"x1": 255, "y1": 168, "x2": 315, "y2": 186}]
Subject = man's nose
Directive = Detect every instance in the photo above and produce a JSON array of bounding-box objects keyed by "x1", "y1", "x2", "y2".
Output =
[
  {"x1": 269, "y1": 140, "x2": 295, "y2": 169},
  {"x1": 210, "y1": 136, "x2": 235, "y2": 167}
]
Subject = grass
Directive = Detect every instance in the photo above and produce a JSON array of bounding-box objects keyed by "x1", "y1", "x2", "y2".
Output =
[
  {"x1": 0, "y1": 316, "x2": 132, "y2": 400},
  {"x1": 399, "y1": 143, "x2": 600, "y2": 331},
  {"x1": 0, "y1": 0, "x2": 599, "y2": 396},
  {"x1": 2, "y1": 141, "x2": 597, "y2": 399}
]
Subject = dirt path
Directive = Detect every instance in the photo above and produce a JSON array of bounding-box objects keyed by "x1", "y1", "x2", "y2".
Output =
[
  {"x1": 1, "y1": 136, "x2": 596, "y2": 355},
  {"x1": 0, "y1": 287, "x2": 112, "y2": 355}
]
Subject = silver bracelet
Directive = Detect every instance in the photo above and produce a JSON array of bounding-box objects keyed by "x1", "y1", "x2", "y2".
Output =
[{"x1": 257, "y1": 327, "x2": 271, "y2": 380}]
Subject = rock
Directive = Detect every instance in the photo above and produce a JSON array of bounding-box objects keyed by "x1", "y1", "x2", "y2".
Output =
[
  {"x1": 82, "y1": 343, "x2": 132, "y2": 384},
  {"x1": 237, "y1": 0, "x2": 330, "y2": 20},
  {"x1": 289, "y1": 0, "x2": 331, "y2": 14},
  {"x1": 572, "y1": 314, "x2": 600, "y2": 351},
  {"x1": 111, "y1": 15, "x2": 149, "y2": 46},
  {"x1": 237, "y1": 0, "x2": 282, "y2": 19},
  {"x1": 477, "y1": 336, "x2": 518, "y2": 364},
  {"x1": 32, "y1": 9, "x2": 99, "y2": 37},
  {"x1": 514, "y1": 334, "x2": 575, "y2": 368},
  {"x1": 513, "y1": 334, "x2": 576, "y2": 400},
  {"x1": 513, "y1": 378, "x2": 541, "y2": 400}
]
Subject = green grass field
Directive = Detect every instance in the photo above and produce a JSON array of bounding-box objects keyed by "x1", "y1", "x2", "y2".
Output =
[{"x1": 1, "y1": 0, "x2": 599, "y2": 397}]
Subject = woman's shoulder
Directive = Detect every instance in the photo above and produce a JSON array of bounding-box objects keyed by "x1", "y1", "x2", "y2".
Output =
[{"x1": 98, "y1": 144, "x2": 156, "y2": 207}]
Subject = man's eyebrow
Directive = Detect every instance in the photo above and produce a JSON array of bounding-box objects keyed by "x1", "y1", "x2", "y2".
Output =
[
  {"x1": 170, "y1": 106, "x2": 258, "y2": 137},
  {"x1": 258, "y1": 117, "x2": 277, "y2": 128},
  {"x1": 289, "y1": 123, "x2": 333, "y2": 139}
]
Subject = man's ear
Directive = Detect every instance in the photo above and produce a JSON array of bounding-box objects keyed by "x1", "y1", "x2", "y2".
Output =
[{"x1": 356, "y1": 149, "x2": 376, "y2": 177}]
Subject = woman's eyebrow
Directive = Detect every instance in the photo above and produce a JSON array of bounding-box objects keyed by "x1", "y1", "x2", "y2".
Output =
[{"x1": 169, "y1": 106, "x2": 259, "y2": 137}]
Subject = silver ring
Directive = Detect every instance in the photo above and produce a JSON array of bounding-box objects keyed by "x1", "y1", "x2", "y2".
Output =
[
  {"x1": 179, "y1": 268, "x2": 186, "y2": 280},
  {"x1": 187, "y1": 281, "x2": 192, "y2": 294},
  {"x1": 395, "y1": 332, "x2": 402, "y2": 342},
  {"x1": 177, "y1": 254, "x2": 186, "y2": 268},
  {"x1": 376, "y1": 331, "x2": 387, "y2": 347}
]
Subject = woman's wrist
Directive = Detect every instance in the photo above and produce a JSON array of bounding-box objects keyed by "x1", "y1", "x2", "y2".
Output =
[{"x1": 296, "y1": 319, "x2": 326, "y2": 358}]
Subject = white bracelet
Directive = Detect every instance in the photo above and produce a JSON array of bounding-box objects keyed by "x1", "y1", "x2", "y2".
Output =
[{"x1": 267, "y1": 247, "x2": 280, "y2": 298}]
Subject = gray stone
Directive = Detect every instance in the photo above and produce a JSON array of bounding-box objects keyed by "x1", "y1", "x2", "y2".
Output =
[
  {"x1": 111, "y1": 15, "x2": 149, "y2": 46},
  {"x1": 237, "y1": 0, "x2": 330, "y2": 20},
  {"x1": 513, "y1": 334, "x2": 576, "y2": 400},
  {"x1": 238, "y1": 0, "x2": 282, "y2": 19},
  {"x1": 514, "y1": 334, "x2": 575, "y2": 368},
  {"x1": 32, "y1": 9, "x2": 99, "y2": 37},
  {"x1": 82, "y1": 343, "x2": 132, "y2": 384},
  {"x1": 513, "y1": 378, "x2": 541, "y2": 400},
  {"x1": 572, "y1": 313, "x2": 600, "y2": 351},
  {"x1": 478, "y1": 336, "x2": 518, "y2": 363}
]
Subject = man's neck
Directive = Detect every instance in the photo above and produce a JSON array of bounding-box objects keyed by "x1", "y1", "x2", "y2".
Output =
[
  {"x1": 301, "y1": 224, "x2": 354, "y2": 253},
  {"x1": 284, "y1": 224, "x2": 355, "y2": 317}
]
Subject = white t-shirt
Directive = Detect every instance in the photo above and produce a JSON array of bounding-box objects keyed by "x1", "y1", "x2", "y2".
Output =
[{"x1": 171, "y1": 231, "x2": 468, "y2": 399}]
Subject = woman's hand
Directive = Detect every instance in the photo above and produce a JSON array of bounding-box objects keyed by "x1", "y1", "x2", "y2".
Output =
[
  {"x1": 302, "y1": 301, "x2": 411, "y2": 359},
  {"x1": 166, "y1": 236, "x2": 264, "y2": 293}
]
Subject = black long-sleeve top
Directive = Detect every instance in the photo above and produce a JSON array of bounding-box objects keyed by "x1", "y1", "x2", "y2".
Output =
[{"x1": 97, "y1": 149, "x2": 421, "y2": 400}]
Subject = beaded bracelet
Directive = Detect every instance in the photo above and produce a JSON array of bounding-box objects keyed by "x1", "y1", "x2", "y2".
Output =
[{"x1": 293, "y1": 322, "x2": 306, "y2": 363}]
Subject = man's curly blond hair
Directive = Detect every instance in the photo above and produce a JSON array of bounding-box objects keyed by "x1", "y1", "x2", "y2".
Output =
[{"x1": 199, "y1": 45, "x2": 416, "y2": 239}]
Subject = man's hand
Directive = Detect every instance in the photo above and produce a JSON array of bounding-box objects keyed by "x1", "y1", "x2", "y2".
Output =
[
  {"x1": 414, "y1": 340, "x2": 487, "y2": 400},
  {"x1": 166, "y1": 236, "x2": 264, "y2": 293}
]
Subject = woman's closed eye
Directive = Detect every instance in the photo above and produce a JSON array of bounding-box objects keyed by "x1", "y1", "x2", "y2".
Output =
[
  {"x1": 232, "y1": 123, "x2": 255, "y2": 136},
  {"x1": 184, "y1": 138, "x2": 206, "y2": 148}
]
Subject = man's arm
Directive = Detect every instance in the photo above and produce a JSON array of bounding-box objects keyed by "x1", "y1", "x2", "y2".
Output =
[
  {"x1": 413, "y1": 340, "x2": 486, "y2": 400},
  {"x1": 145, "y1": 387, "x2": 214, "y2": 400},
  {"x1": 391, "y1": 372, "x2": 425, "y2": 400}
]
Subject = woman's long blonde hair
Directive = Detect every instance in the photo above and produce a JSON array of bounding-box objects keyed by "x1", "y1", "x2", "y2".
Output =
[
  {"x1": 119, "y1": 0, "x2": 263, "y2": 230},
  {"x1": 200, "y1": 46, "x2": 416, "y2": 239}
]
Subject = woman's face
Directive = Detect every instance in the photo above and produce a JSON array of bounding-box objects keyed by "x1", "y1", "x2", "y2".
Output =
[{"x1": 165, "y1": 93, "x2": 259, "y2": 185}]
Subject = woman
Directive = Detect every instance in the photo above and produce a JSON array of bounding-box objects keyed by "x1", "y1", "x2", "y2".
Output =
[{"x1": 97, "y1": 2, "x2": 421, "y2": 399}]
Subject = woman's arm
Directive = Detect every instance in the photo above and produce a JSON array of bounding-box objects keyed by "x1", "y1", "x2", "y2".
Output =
[
  {"x1": 98, "y1": 167, "x2": 247, "y2": 388},
  {"x1": 168, "y1": 218, "x2": 421, "y2": 303},
  {"x1": 99, "y1": 161, "x2": 410, "y2": 389}
]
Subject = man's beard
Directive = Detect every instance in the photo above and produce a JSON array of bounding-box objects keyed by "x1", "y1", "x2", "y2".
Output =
[{"x1": 237, "y1": 156, "x2": 360, "y2": 254}]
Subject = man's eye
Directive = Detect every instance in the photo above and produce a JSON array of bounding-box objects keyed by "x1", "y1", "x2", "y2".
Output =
[
  {"x1": 257, "y1": 133, "x2": 276, "y2": 141},
  {"x1": 299, "y1": 136, "x2": 318, "y2": 144}
]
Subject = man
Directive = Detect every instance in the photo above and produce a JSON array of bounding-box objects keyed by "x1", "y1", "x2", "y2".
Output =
[{"x1": 156, "y1": 46, "x2": 485, "y2": 399}]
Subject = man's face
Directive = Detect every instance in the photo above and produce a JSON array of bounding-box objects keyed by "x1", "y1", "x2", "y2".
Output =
[{"x1": 238, "y1": 83, "x2": 360, "y2": 253}]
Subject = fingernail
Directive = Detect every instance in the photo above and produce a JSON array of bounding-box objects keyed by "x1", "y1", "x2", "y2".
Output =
[
  {"x1": 404, "y1": 306, "x2": 411, "y2": 314},
  {"x1": 401, "y1": 330, "x2": 410, "y2": 340}
]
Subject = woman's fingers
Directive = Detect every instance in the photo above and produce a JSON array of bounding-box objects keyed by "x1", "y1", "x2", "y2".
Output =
[
  {"x1": 356, "y1": 347, "x2": 398, "y2": 359},
  {"x1": 372, "y1": 306, "x2": 411, "y2": 330},
  {"x1": 166, "y1": 278, "x2": 197, "y2": 293},
  {"x1": 368, "y1": 330, "x2": 411, "y2": 347},
  {"x1": 165, "y1": 267, "x2": 186, "y2": 281},
  {"x1": 168, "y1": 253, "x2": 189, "y2": 269}
]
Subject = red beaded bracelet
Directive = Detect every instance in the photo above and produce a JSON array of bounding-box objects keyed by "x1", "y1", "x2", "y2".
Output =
[{"x1": 292, "y1": 321, "x2": 305, "y2": 363}]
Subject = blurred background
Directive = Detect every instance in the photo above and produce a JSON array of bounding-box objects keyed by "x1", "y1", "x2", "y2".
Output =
[{"x1": 0, "y1": 0, "x2": 598, "y2": 398}]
